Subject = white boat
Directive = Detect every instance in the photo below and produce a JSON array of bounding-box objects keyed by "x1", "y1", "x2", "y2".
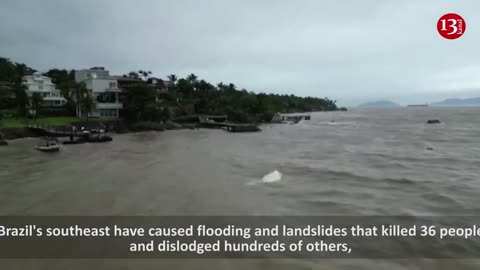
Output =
[{"x1": 35, "y1": 139, "x2": 62, "y2": 152}]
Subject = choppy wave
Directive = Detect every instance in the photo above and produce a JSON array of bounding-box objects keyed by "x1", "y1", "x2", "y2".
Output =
[{"x1": 1, "y1": 108, "x2": 480, "y2": 269}]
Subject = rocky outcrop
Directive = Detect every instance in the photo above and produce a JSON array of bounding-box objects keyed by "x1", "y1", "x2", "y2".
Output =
[{"x1": 427, "y1": 120, "x2": 441, "y2": 124}]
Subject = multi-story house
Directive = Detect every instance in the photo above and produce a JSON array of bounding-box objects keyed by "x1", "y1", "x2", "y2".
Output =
[
  {"x1": 74, "y1": 67, "x2": 122, "y2": 118},
  {"x1": 22, "y1": 72, "x2": 66, "y2": 107},
  {"x1": 147, "y1": 77, "x2": 169, "y2": 94},
  {"x1": 112, "y1": 76, "x2": 143, "y2": 106}
]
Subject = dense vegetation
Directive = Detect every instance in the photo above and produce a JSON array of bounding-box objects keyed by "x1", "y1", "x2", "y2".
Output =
[
  {"x1": 0, "y1": 57, "x2": 341, "y2": 125},
  {"x1": 0, "y1": 58, "x2": 35, "y2": 119}
]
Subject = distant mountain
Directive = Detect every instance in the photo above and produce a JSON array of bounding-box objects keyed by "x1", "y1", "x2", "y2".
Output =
[
  {"x1": 358, "y1": 100, "x2": 402, "y2": 108},
  {"x1": 432, "y1": 97, "x2": 480, "y2": 107}
]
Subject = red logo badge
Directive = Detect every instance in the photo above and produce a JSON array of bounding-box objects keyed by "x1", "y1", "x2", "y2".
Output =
[{"x1": 437, "y1": 13, "x2": 466, "y2": 40}]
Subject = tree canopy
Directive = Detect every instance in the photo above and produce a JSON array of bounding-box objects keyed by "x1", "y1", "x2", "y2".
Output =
[{"x1": 0, "y1": 56, "x2": 341, "y2": 123}]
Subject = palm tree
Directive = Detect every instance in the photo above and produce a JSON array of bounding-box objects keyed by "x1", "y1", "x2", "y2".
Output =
[
  {"x1": 138, "y1": 70, "x2": 152, "y2": 81},
  {"x1": 187, "y1": 73, "x2": 198, "y2": 84},
  {"x1": 195, "y1": 80, "x2": 213, "y2": 111},
  {"x1": 75, "y1": 82, "x2": 88, "y2": 118},
  {"x1": 166, "y1": 75, "x2": 178, "y2": 99},
  {"x1": 13, "y1": 83, "x2": 28, "y2": 117},
  {"x1": 80, "y1": 93, "x2": 95, "y2": 122},
  {"x1": 30, "y1": 92, "x2": 43, "y2": 121},
  {"x1": 167, "y1": 74, "x2": 178, "y2": 86},
  {"x1": 128, "y1": 71, "x2": 140, "y2": 79},
  {"x1": 217, "y1": 82, "x2": 226, "y2": 91}
]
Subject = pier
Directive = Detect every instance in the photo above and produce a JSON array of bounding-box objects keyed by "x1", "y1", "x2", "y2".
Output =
[
  {"x1": 280, "y1": 114, "x2": 311, "y2": 121},
  {"x1": 26, "y1": 115, "x2": 261, "y2": 136},
  {"x1": 27, "y1": 122, "x2": 108, "y2": 138},
  {"x1": 27, "y1": 124, "x2": 75, "y2": 137},
  {"x1": 199, "y1": 121, "x2": 261, "y2": 132},
  {"x1": 175, "y1": 114, "x2": 261, "y2": 132}
]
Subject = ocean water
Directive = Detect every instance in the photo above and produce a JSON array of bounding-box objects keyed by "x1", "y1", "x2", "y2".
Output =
[{"x1": 1, "y1": 107, "x2": 480, "y2": 269}]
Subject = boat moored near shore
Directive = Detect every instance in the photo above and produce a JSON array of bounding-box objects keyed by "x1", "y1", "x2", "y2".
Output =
[
  {"x1": 271, "y1": 113, "x2": 311, "y2": 123},
  {"x1": 35, "y1": 138, "x2": 62, "y2": 152}
]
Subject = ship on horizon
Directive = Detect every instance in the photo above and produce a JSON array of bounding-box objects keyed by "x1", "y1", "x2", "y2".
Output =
[{"x1": 407, "y1": 104, "x2": 429, "y2": 107}]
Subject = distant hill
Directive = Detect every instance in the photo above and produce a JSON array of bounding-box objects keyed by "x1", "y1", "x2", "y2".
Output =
[
  {"x1": 358, "y1": 100, "x2": 402, "y2": 108},
  {"x1": 432, "y1": 97, "x2": 480, "y2": 107}
]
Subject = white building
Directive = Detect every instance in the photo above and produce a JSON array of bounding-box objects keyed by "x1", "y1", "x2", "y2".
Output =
[
  {"x1": 75, "y1": 67, "x2": 122, "y2": 118},
  {"x1": 22, "y1": 72, "x2": 66, "y2": 107}
]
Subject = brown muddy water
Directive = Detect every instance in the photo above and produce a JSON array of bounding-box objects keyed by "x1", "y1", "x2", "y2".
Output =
[{"x1": 1, "y1": 107, "x2": 480, "y2": 269}]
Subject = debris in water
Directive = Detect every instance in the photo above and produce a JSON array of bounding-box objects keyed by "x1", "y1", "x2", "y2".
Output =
[{"x1": 261, "y1": 170, "x2": 283, "y2": 183}]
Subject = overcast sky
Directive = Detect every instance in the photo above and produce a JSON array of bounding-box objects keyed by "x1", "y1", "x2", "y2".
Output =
[{"x1": 1, "y1": 0, "x2": 479, "y2": 106}]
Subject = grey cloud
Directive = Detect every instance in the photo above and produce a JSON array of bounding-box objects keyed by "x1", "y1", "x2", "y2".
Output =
[{"x1": 1, "y1": 0, "x2": 479, "y2": 106}]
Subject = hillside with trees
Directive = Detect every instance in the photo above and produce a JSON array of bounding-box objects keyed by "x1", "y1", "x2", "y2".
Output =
[{"x1": 0, "y1": 57, "x2": 341, "y2": 125}]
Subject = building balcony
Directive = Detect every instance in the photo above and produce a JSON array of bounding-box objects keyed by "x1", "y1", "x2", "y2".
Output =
[
  {"x1": 44, "y1": 96, "x2": 67, "y2": 101},
  {"x1": 96, "y1": 102, "x2": 123, "y2": 109}
]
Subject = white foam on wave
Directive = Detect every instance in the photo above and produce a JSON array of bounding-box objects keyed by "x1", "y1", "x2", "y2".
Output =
[
  {"x1": 262, "y1": 170, "x2": 283, "y2": 183},
  {"x1": 246, "y1": 170, "x2": 283, "y2": 186}
]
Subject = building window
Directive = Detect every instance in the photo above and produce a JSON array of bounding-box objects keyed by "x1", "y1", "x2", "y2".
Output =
[
  {"x1": 100, "y1": 109, "x2": 116, "y2": 117},
  {"x1": 109, "y1": 82, "x2": 117, "y2": 88},
  {"x1": 38, "y1": 85, "x2": 43, "y2": 90}
]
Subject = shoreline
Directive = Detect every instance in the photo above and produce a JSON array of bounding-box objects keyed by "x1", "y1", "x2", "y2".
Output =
[
  {"x1": 0, "y1": 111, "x2": 326, "y2": 142},
  {"x1": 0, "y1": 122, "x2": 194, "y2": 142},
  {"x1": 0, "y1": 120, "x2": 264, "y2": 142}
]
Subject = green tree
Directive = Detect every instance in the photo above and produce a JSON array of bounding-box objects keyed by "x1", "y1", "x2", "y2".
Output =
[
  {"x1": 0, "y1": 58, "x2": 16, "y2": 82},
  {"x1": 217, "y1": 82, "x2": 227, "y2": 91},
  {"x1": 56, "y1": 80, "x2": 77, "y2": 115},
  {"x1": 0, "y1": 82, "x2": 13, "y2": 110},
  {"x1": 80, "y1": 93, "x2": 95, "y2": 122},
  {"x1": 45, "y1": 69, "x2": 71, "y2": 84},
  {"x1": 193, "y1": 80, "x2": 216, "y2": 114},
  {"x1": 74, "y1": 82, "x2": 89, "y2": 118},
  {"x1": 14, "y1": 63, "x2": 35, "y2": 80},
  {"x1": 30, "y1": 92, "x2": 43, "y2": 121},
  {"x1": 13, "y1": 83, "x2": 28, "y2": 117},
  {"x1": 138, "y1": 70, "x2": 152, "y2": 81},
  {"x1": 166, "y1": 74, "x2": 178, "y2": 100},
  {"x1": 227, "y1": 83, "x2": 236, "y2": 92},
  {"x1": 43, "y1": 69, "x2": 75, "y2": 115},
  {"x1": 123, "y1": 84, "x2": 159, "y2": 122},
  {"x1": 176, "y1": 78, "x2": 194, "y2": 99},
  {"x1": 127, "y1": 71, "x2": 140, "y2": 79},
  {"x1": 167, "y1": 74, "x2": 178, "y2": 85},
  {"x1": 187, "y1": 73, "x2": 198, "y2": 84}
]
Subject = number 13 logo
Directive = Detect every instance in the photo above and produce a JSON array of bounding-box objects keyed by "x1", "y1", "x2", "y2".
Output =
[{"x1": 437, "y1": 13, "x2": 466, "y2": 40}]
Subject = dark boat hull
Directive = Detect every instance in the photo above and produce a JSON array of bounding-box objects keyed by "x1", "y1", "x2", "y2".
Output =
[{"x1": 35, "y1": 146, "x2": 61, "y2": 152}]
